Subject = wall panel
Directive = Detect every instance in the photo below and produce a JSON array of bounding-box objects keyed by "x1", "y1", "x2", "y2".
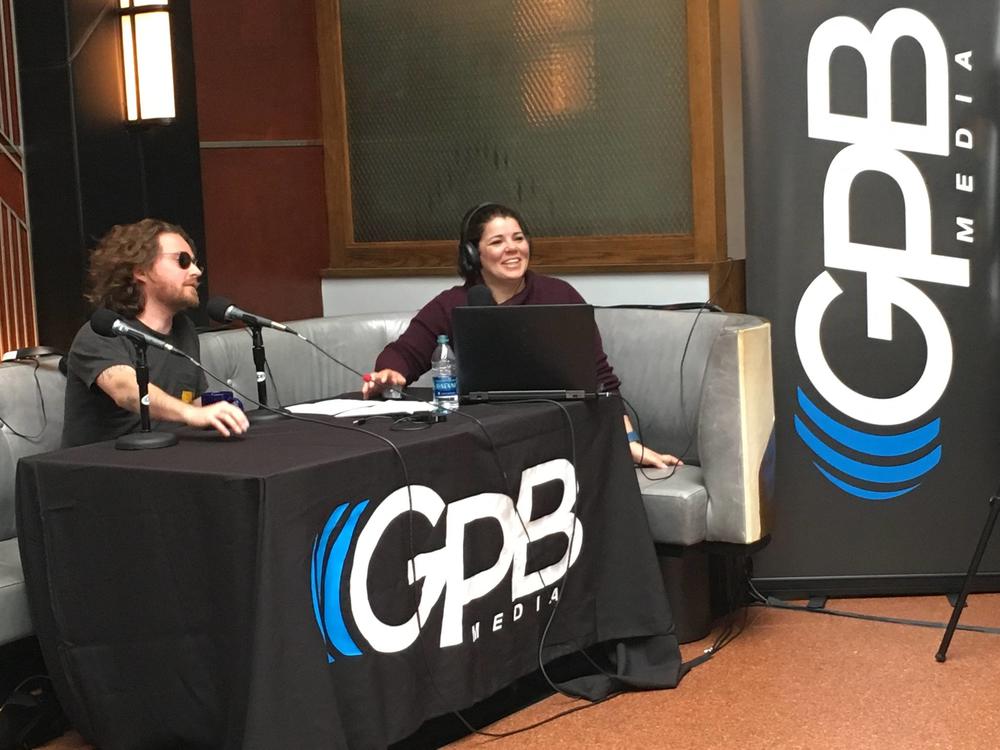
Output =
[
  {"x1": 0, "y1": 0, "x2": 32, "y2": 353},
  {"x1": 191, "y1": 0, "x2": 326, "y2": 321},
  {"x1": 200, "y1": 146, "x2": 326, "y2": 321}
]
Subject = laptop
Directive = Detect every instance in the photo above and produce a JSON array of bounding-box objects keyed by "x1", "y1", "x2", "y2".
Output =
[{"x1": 451, "y1": 304, "x2": 599, "y2": 403}]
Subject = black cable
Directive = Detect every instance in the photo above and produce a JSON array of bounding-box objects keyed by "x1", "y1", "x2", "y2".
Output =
[
  {"x1": 388, "y1": 415, "x2": 433, "y2": 431},
  {"x1": 0, "y1": 358, "x2": 47, "y2": 440},
  {"x1": 744, "y1": 559, "x2": 1000, "y2": 634},
  {"x1": 709, "y1": 556, "x2": 753, "y2": 655},
  {"x1": 263, "y1": 356, "x2": 283, "y2": 408},
  {"x1": 296, "y1": 332, "x2": 370, "y2": 380},
  {"x1": 752, "y1": 595, "x2": 1000, "y2": 635},
  {"x1": 601, "y1": 291, "x2": 727, "y2": 456},
  {"x1": 616, "y1": 258, "x2": 738, "y2": 481},
  {"x1": 489, "y1": 398, "x2": 599, "y2": 698},
  {"x1": 463, "y1": 398, "x2": 655, "y2": 702},
  {"x1": 441, "y1": 408, "x2": 515, "y2": 495},
  {"x1": 188, "y1": 353, "x2": 607, "y2": 738},
  {"x1": 621, "y1": 393, "x2": 687, "y2": 483},
  {"x1": 323, "y1": 395, "x2": 617, "y2": 728},
  {"x1": 429, "y1": 400, "x2": 623, "y2": 702}
]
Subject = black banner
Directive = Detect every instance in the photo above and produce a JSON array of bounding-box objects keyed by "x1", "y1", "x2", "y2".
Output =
[{"x1": 744, "y1": 1, "x2": 1000, "y2": 592}]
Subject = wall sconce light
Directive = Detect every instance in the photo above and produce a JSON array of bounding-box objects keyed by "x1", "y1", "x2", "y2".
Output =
[{"x1": 119, "y1": 0, "x2": 176, "y2": 125}]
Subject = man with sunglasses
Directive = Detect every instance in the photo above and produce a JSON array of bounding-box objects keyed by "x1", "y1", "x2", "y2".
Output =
[{"x1": 62, "y1": 218, "x2": 249, "y2": 447}]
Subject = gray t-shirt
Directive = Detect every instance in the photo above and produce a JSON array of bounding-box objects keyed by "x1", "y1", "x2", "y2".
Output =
[{"x1": 62, "y1": 314, "x2": 208, "y2": 447}]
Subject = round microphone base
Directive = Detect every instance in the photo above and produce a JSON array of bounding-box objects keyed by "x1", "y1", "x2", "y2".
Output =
[
  {"x1": 249, "y1": 408, "x2": 286, "y2": 424},
  {"x1": 115, "y1": 430, "x2": 179, "y2": 451}
]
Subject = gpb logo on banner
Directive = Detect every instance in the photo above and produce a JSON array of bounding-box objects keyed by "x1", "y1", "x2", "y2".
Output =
[
  {"x1": 796, "y1": 9, "x2": 970, "y2": 500},
  {"x1": 310, "y1": 459, "x2": 582, "y2": 662}
]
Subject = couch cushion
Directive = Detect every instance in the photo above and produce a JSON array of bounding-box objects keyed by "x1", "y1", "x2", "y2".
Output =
[
  {"x1": 0, "y1": 537, "x2": 31, "y2": 646},
  {"x1": 636, "y1": 465, "x2": 708, "y2": 546}
]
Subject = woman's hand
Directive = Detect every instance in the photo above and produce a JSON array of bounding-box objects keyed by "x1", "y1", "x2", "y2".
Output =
[
  {"x1": 622, "y1": 415, "x2": 682, "y2": 469},
  {"x1": 630, "y1": 441, "x2": 684, "y2": 469},
  {"x1": 362, "y1": 369, "x2": 406, "y2": 399}
]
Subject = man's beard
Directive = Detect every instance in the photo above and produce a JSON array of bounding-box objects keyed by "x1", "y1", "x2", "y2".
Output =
[{"x1": 178, "y1": 284, "x2": 201, "y2": 310}]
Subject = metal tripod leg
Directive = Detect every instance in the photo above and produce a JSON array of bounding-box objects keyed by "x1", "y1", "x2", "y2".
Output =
[{"x1": 936, "y1": 494, "x2": 1000, "y2": 662}]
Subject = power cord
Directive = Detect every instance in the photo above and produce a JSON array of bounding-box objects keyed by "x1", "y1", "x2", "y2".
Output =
[
  {"x1": 742, "y1": 558, "x2": 1000, "y2": 634},
  {"x1": 0, "y1": 358, "x2": 48, "y2": 441},
  {"x1": 750, "y1": 590, "x2": 1000, "y2": 635},
  {"x1": 448, "y1": 398, "x2": 647, "y2": 730},
  {"x1": 406, "y1": 399, "x2": 622, "y2": 704},
  {"x1": 186, "y1": 354, "x2": 613, "y2": 739},
  {"x1": 611, "y1": 257, "x2": 737, "y2": 482}
]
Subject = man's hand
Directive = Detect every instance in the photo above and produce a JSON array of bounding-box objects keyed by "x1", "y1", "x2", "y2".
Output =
[
  {"x1": 183, "y1": 400, "x2": 249, "y2": 438},
  {"x1": 362, "y1": 369, "x2": 406, "y2": 399},
  {"x1": 95, "y1": 365, "x2": 249, "y2": 438}
]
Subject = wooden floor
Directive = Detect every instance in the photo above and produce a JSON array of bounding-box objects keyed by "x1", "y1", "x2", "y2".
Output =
[{"x1": 38, "y1": 594, "x2": 1000, "y2": 749}]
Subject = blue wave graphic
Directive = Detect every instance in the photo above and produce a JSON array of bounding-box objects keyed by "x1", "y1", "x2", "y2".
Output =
[
  {"x1": 794, "y1": 389, "x2": 942, "y2": 501},
  {"x1": 814, "y1": 463, "x2": 918, "y2": 501},
  {"x1": 311, "y1": 503, "x2": 348, "y2": 648},
  {"x1": 797, "y1": 388, "x2": 939, "y2": 457},
  {"x1": 311, "y1": 499, "x2": 369, "y2": 662},
  {"x1": 794, "y1": 416, "x2": 941, "y2": 484}
]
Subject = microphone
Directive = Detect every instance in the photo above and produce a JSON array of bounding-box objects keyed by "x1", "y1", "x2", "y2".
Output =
[
  {"x1": 91, "y1": 309, "x2": 180, "y2": 354},
  {"x1": 206, "y1": 296, "x2": 297, "y2": 334},
  {"x1": 92, "y1": 309, "x2": 286, "y2": 422},
  {"x1": 467, "y1": 285, "x2": 495, "y2": 306}
]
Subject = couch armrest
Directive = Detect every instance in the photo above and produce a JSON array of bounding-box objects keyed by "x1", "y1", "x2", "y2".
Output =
[{"x1": 697, "y1": 317, "x2": 775, "y2": 544}]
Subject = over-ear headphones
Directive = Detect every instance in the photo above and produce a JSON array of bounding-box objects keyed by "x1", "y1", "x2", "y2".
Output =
[{"x1": 458, "y1": 202, "x2": 501, "y2": 281}]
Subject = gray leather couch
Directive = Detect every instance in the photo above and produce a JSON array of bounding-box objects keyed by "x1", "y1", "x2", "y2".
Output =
[
  {"x1": 0, "y1": 306, "x2": 773, "y2": 648},
  {"x1": 0, "y1": 354, "x2": 65, "y2": 648}
]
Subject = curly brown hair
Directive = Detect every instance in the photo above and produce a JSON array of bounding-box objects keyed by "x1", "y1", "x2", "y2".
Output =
[{"x1": 85, "y1": 218, "x2": 196, "y2": 317}]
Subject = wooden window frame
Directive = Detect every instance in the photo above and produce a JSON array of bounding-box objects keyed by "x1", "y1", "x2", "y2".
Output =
[{"x1": 317, "y1": 0, "x2": 727, "y2": 279}]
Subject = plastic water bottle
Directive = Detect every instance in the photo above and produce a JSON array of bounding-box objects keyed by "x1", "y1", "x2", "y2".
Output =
[{"x1": 431, "y1": 334, "x2": 459, "y2": 411}]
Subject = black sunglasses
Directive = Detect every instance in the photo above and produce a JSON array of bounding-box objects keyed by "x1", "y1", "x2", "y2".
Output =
[{"x1": 161, "y1": 251, "x2": 203, "y2": 271}]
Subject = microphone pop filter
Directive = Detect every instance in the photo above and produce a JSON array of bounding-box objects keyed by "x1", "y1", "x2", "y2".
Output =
[
  {"x1": 467, "y1": 285, "x2": 495, "y2": 306},
  {"x1": 206, "y1": 296, "x2": 234, "y2": 323},
  {"x1": 90, "y1": 308, "x2": 121, "y2": 338}
]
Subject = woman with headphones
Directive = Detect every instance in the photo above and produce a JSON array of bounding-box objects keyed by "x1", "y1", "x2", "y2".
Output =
[{"x1": 362, "y1": 202, "x2": 681, "y2": 469}]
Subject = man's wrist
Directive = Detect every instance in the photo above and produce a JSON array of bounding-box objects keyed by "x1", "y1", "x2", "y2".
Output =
[{"x1": 180, "y1": 401, "x2": 199, "y2": 425}]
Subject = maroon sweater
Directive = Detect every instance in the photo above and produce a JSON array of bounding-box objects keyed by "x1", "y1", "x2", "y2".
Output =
[{"x1": 375, "y1": 271, "x2": 621, "y2": 391}]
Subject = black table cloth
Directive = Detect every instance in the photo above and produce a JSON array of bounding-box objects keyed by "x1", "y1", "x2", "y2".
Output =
[{"x1": 17, "y1": 398, "x2": 680, "y2": 749}]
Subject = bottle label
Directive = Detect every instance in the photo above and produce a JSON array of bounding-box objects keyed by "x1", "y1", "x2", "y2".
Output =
[{"x1": 433, "y1": 375, "x2": 458, "y2": 398}]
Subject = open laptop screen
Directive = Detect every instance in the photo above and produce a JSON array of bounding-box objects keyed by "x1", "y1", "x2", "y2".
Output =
[{"x1": 451, "y1": 304, "x2": 599, "y2": 402}]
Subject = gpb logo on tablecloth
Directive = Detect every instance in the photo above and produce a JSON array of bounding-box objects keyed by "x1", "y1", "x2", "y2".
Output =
[
  {"x1": 794, "y1": 8, "x2": 971, "y2": 500},
  {"x1": 310, "y1": 459, "x2": 582, "y2": 662}
]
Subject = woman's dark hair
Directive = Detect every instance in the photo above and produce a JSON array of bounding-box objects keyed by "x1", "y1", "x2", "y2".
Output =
[
  {"x1": 86, "y1": 218, "x2": 196, "y2": 317},
  {"x1": 457, "y1": 203, "x2": 530, "y2": 282}
]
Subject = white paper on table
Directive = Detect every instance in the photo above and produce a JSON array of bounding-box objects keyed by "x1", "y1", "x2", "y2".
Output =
[{"x1": 285, "y1": 399, "x2": 436, "y2": 418}]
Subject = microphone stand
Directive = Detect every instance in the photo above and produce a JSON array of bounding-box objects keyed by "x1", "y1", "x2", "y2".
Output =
[
  {"x1": 247, "y1": 323, "x2": 284, "y2": 423},
  {"x1": 116, "y1": 340, "x2": 180, "y2": 450}
]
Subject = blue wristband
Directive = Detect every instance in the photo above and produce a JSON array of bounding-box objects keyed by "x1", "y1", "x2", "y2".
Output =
[{"x1": 626, "y1": 430, "x2": 639, "y2": 443}]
